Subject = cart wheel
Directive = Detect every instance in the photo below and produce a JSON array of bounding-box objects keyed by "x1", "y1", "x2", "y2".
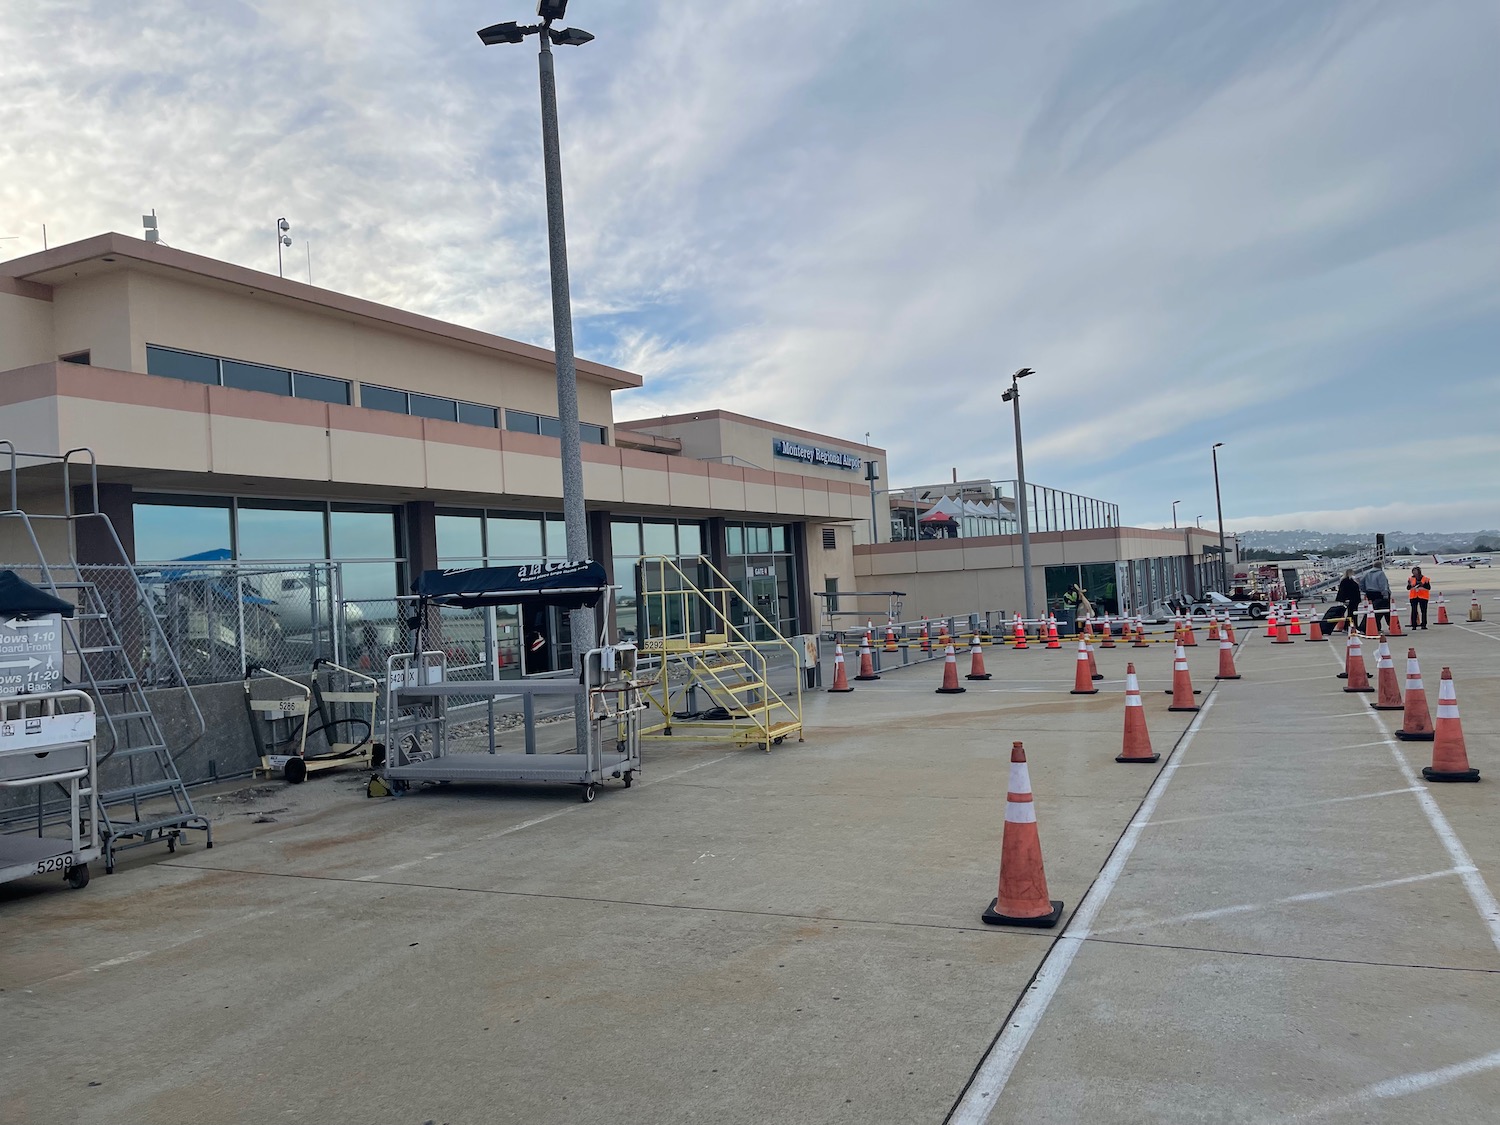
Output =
[
  {"x1": 284, "y1": 757, "x2": 308, "y2": 785},
  {"x1": 581, "y1": 784, "x2": 596, "y2": 803},
  {"x1": 622, "y1": 772, "x2": 633, "y2": 789},
  {"x1": 393, "y1": 779, "x2": 410, "y2": 795},
  {"x1": 65, "y1": 864, "x2": 90, "y2": 890},
  {"x1": 773, "y1": 736, "x2": 786, "y2": 746},
  {"x1": 370, "y1": 743, "x2": 386, "y2": 769},
  {"x1": 167, "y1": 836, "x2": 177, "y2": 853}
]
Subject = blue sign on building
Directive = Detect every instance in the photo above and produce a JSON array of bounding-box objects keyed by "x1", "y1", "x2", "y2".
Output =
[{"x1": 773, "y1": 439, "x2": 862, "y2": 471}]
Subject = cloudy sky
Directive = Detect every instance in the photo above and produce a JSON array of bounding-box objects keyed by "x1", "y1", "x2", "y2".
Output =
[{"x1": 3, "y1": 1, "x2": 1497, "y2": 532}]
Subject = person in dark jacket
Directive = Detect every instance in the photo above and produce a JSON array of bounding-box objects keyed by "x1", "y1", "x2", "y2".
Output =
[{"x1": 1334, "y1": 569, "x2": 1361, "y2": 632}]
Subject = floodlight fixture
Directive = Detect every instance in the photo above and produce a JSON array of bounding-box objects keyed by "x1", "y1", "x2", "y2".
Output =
[
  {"x1": 549, "y1": 26, "x2": 594, "y2": 46},
  {"x1": 478, "y1": 20, "x2": 530, "y2": 45},
  {"x1": 537, "y1": 0, "x2": 569, "y2": 21},
  {"x1": 1014, "y1": 366, "x2": 1034, "y2": 380}
]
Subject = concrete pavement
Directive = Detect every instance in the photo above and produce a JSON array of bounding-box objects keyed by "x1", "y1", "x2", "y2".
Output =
[{"x1": 3, "y1": 597, "x2": 1498, "y2": 1124}]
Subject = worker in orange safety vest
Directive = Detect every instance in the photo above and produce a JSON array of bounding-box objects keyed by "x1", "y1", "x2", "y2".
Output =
[{"x1": 1406, "y1": 566, "x2": 1431, "y2": 630}]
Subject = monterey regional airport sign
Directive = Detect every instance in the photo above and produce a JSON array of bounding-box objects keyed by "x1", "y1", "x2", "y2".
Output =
[{"x1": 773, "y1": 439, "x2": 862, "y2": 471}]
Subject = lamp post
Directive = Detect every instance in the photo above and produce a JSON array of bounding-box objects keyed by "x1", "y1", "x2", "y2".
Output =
[
  {"x1": 1212, "y1": 442, "x2": 1227, "y2": 592},
  {"x1": 1172, "y1": 500, "x2": 1181, "y2": 529},
  {"x1": 479, "y1": 2, "x2": 597, "y2": 753},
  {"x1": 275, "y1": 218, "x2": 291, "y2": 277},
  {"x1": 1002, "y1": 368, "x2": 1035, "y2": 621}
]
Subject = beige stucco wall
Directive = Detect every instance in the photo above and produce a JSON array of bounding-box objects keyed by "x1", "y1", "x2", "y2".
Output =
[
  {"x1": 119, "y1": 271, "x2": 613, "y2": 433},
  {"x1": 0, "y1": 292, "x2": 56, "y2": 371},
  {"x1": 50, "y1": 272, "x2": 135, "y2": 372}
]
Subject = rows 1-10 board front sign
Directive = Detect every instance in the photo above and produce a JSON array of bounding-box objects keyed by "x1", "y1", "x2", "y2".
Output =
[{"x1": 773, "y1": 439, "x2": 862, "y2": 471}]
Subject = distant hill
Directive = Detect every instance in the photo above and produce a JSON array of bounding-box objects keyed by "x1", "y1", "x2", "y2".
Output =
[{"x1": 1239, "y1": 529, "x2": 1500, "y2": 555}]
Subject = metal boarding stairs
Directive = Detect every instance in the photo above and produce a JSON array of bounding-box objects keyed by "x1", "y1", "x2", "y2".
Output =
[
  {"x1": 636, "y1": 555, "x2": 803, "y2": 752},
  {"x1": 1300, "y1": 544, "x2": 1386, "y2": 600},
  {"x1": 0, "y1": 446, "x2": 210, "y2": 872}
]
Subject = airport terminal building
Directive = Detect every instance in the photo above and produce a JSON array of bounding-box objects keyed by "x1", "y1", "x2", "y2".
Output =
[{"x1": 0, "y1": 233, "x2": 1224, "y2": 670}]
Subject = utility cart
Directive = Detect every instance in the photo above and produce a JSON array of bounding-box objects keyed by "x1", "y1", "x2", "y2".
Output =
[
  {"x1": 0, "y1": 690, "x2": 100, "y2": 891},
  {"x1": 378, "y1": 562, "x2": 646, "y2": 801},
  {"x1": 244, "y1": 660, "x2": 380, "y2": 784}
]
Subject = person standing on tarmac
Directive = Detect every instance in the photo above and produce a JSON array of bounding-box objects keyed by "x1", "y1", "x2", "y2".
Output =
[
  {"x1": 1335, "y1": 569, "x2": 1361, "y2": 631},
  {"x1": 1361, "y1": 565, "x2": 1392, "y2": 632},
  {"x1": 1407, "y1": 565, "x2": 1432, "y2": 629}
]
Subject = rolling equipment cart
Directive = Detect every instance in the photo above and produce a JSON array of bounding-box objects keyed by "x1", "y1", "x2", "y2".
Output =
[{"x1": 0, "y1": 690, "x2": 100, "y2": 890}]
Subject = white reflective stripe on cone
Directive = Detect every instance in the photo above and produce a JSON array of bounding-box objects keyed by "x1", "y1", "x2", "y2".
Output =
[
  {"x1": 1009, "y1": 762, "x2": 1031, "y2": 793},
  {"x1": 1437, "y1": 705, "x2": 1461, "y2": 719},
  {"x1": 1005, "y1": 801, "x2": 1038, "y2": 824},
  {"x1": 1409, "y1": 678, "x2": 1425, "y2": 690}
]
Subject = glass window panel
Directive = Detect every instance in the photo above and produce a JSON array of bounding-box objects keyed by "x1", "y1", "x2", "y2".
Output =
[
  {"x1": 677, "y1": 523, "x2": 702, "y2": 557},
  {"x1": 580, "y1": 423, "x2": 606, "y2": 445},
  {"x1": 771, "y1": 526, "x2": 787, "y2": 553},
  {"x1": 436, "y1": 514, "x2": 485, "y2": 560},
  {"x1": 726, "y1": 526, "x2": 744, "y2": 555},
  {"x1": 222, "y1": 360, "x2": 291, "y2": 396},
  {"x1": 642, "y1": 522, "x2": 676, "y2": 556},
  {"x1": 330, "y1": 509, "x2": 397, "y2": 560},
  {"x1": 487, "y1": 515, "x2": 544, "y2": 559},
  {"x1": 751, "y1": 526, "x2": 771, "y2": 554},
  {"x1": 409, "y1": 393, "x2": 457, "y2": 422},
  {"x1": 544, "y1": 516, "x2": 568, "y2": 559},
  {"x1": 610, "y1": 520, "x2": 641, "y2": 556},
  {"x1": 236, "y1": 503, "x2": 327, "y2": 560},
  {"x1": 505, "y1": 410, "x2": 540, "y2": 434},
  {"x1": 146, "y1": 345, "x2": 219, "y2": 385},
  {"x1": 293, "y1": 371, "x2": 350, "y2": 405},
  {"x1": 361, "y1": 384, "x2": 408, "y2": 414},
  {"x1": 338, "y1": 561, "x2": 399, "y2": 602},
  {"x1": 133, "y1": 501, "x2": 231, "y2": 561},
  {"x1": 538, "y1": 415, "x2": 563, "y2": 439},
  {"x1": 457, "y1": 401, "x2": 499, "y2": 428}
]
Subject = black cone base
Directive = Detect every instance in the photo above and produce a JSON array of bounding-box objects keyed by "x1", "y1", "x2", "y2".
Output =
[
  {"x1": 1336, "y1": 672, "x2": 1348, "y2": 679},
  {"x1": 827, "y1": 686, "x2": 854, "y2": 694},
  {"x1": 1371, "y1": 703, "x2": 1403, "y2": 711},
  {"x1": 1070, "y1": 688, "x2": 1099, "y2": 695},
  {"x1": 1164, "y1": 689, "x2": 1203, "y2": 695},
  {"x1": 1116, "y1": 753, "x2": 1160, "y2": 763},
  {"x1": 1305, "y1": 636, "x2": 1329, "y2": 642},
  {"x1": 1215, "y1": 674, "x2": 1242, "y2": 680},
  {"x1": 1423, "y1": 766, "x2": 1480, "y2": 783},
  {"x1": 1343, "y1": 686, "x2": 1375, "y2": 693},
  {"x1": 1168, "y1": 704, "x2": 1201, "y2": 712},
  {"x1": 1091, "y1": 673, "x2": 1104, "y2": 681},
  {"x1": 965, "y1": 673, "x2": 992, "y2": 681},
  {"x1": 935, "y1": 686, "x2": 967, "y2": 694},
  {"x1": 1396, "y1": 729, "x2": 1435, "y2": 742},
  {"x1": 982, "y1": 897, "x2": 1064, "y2": 928},
  {"x1": 854, "y1": 674, "x2": 881, "y2": 681}
]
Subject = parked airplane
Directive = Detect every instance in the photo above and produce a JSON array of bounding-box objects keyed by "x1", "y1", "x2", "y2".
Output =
[{"x1": 1433, "y1": 554, "x2": 1493, "y2": 567}]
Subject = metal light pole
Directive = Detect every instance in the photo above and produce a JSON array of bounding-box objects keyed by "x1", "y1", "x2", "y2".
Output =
[
  {"x1": 480, "y1": 3, "x2": 597, "y2": 753},
  {"x1": 1002, "y1": 368, "x2": 1035, "y2": 621},
  {"x1": 864, "y1": 450, "x2": 880, "y2": 545},
  {"x1": 1212, "y1": 442, "x2": 1227, "y2": 592},
  {"x1": 1172, "y1": 500, "x2": 1181, "y2": 529},
  {"x1": 276, "y1": 218, "x2": 291, "y2": 277}
]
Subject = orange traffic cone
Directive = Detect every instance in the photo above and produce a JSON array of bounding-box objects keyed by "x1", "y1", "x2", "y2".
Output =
[
  {"x1": 1270, "y1": 607, "x2": 1292, "y2": 644},
  {"x1": 1469, "y1": 591, "x2": 1484, "y2": 622},
  {"x1": 1013, "y1": 615, "x2": 1029, "y2": 650},
  {"x1": 1342, "y1": 633, "x2": 1373, "y2": 693},
  {"x1": 1071, "y1": 638, "x2": 1098, "y2": 695},
  {"x1": 981, "y1": 742, "x2": 1064, "y2": 928},
  {"x1": 1363, "y1": 602, "x2": 1380, "y2": 639},
  {"x1": 1395, "y1": 649, "x2": 1435, "y2": 742},
  {"x1": 1206, "y1": 615, "x2": 1221, "y2": 642},
  {"x1": 884, "y1": 625, "x2": 898, "y2": 653},
  {"x1": 1117, "y1": 663, "x2": 1159, "y2": 764},
  {"x1": 920, "y1": 622, "x2": 931, "y2": 653},
  {"x1": 1388, "y1": 613, "x2": 1404, "y2": 637},
  {"x1": 1181, "y1": 616, "x2": 1198, "y2": 647},
  {"x1": 1167, "y1": 644, "x2": 1200, "y2": 711},
  {"x1": 1371, "y1": 639, "x2": 1403, "y2": 710},
  {"x1": 1132, "y1": 616, "x2": 1150, "y2": 648},
  {"x1": 1289, "y1": 605, "x2": 1303, "y2": 636},
  {"x1": 1435, "y1": 593, "x2": 1451, "y2": 625},
  {"x1": 1087, "y1": 638, "x2": 1103, "y2": 681},
  {"x1": 1224, "y1": 619, "x2": 1237, "y2": 644},
  {"x1": 1305, "y1": 611, "x2": 1326, "y2": 642},
  {"x1": 938, "y1": 622, "x2": 953, "y2": 646},
  {"x1": 1101, "y1": 619, "x2": 1116, "y2": 648},
  {"x1": 1264, "y1": 607, "x2": 1279, "y2": 640},
  {"x1": 1045, "y1": 616, "x2": 1061, "y2": 650},
  {"x1": 1424, "y1": 669, "x2": 1479, "y2": 782},
  {"x1": 935, "y1": 644, "x2": 966, "y2": 694},
  {"x1": 1214, "y1": 635, "x2": 1240, "y2": 680},
  {"x1": 828, "y1": 644, "x2": 853, "y2": 693},
  {"x1": 855, "y1": 633, "x2": 880, "y2": 681},
  {"x1": 966, "y1": 637, "x2": 991, "y2": 681}
]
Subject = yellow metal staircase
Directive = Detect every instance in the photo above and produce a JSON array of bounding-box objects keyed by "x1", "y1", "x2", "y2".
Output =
[{"x1": 635, "y1": 556, "x2": 803, "y2": 752}]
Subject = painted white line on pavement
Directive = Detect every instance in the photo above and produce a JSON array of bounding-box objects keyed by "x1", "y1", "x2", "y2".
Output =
[
  {"x1": 1269, "y1": 1047, "x2": 1500, "y2": 1122},
  {"x1": 1179, "y1": 739, "x2": 1389, "y2": 767},
  {"x1": 1144, "y1": 787, "x2": 1419, "y2": 827},
  {"x1": 1451, "y1": 622, "x2": 1500, "y2": 642},
  {"x1": 1089, "y1": 867, "x2": 1472, "y2": 937},
  {"x1": 356, "y1": 754, "x2": 733, "y2": 882},
  {"x1": 948, "y1": 694, "x2": 1218, "y2": 1125}
]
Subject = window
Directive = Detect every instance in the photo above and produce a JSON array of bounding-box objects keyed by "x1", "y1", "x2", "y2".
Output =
[
  {"x1": 222, "y1": 359, "x2": 292, "y2": 397},
  {"x1": 506, "y1": 409, "x2": 607, "y2": 444},
  {"x1": 59, "y1": 351, "x2": 90, "y2": 365},
  {"x1": 293, "y1": 371, "x2": 350, "y2": 405},
  {"x1": 488, "y1": 515, "x2": 545, "y2": 560},
  {"x1": 133, "y1": 498, "x2": 232, "y2": 561},
  {"x1": 824, "y1": 577, "x2": 839, "y2": 614},
  {"x1": 642, "y1": 522, "x2": 677, "y2": 556},
  {"x1": 147, "y1": 345, "x2": 219, "y2": 385},
  {"x1": 539, "y1": 415, "x2": 563, "y2": 439},
  {"x1": 436, "y1": 514, "x2": 486, "y2": 560},
  {"x1": 361, "y1": 384, "x2": 408, "y2": 415},
  {"x1": 236, "y1": 501, "x2": 327, "y2": 560},
  {"x1": 822, "y1": 528, "x2": 837, "y2": 550},
  {"x1": 458, "y1": 402, "x2": 499, "y2": 428},
  {"x1": 409, "y1": 393, "x2": 457, "y2": 422},
  {"x1": 505, "y1": 410, "x2": 541, "y2": 434},
  {"x1": 581, "y1": 423, "x2": 607, "y2": 445}
]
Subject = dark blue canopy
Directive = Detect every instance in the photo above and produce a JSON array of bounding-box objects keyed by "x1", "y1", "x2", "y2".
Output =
[
  {"x1": 413, "y1": 561, "x2": 608, "y2": 610},
  {"x1": 0, "y1": 571, "x2": 75, "y2": 617}
]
